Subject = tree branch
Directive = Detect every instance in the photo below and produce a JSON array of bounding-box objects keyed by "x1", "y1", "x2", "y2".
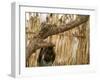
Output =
[{"x1": 38, "y1": 15, "x2": 89, "y2": 39}]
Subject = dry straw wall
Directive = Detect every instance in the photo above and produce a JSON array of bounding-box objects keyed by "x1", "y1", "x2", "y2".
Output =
[{"x1": 26, "y1": 13, "x2": 90, "y2": 67}]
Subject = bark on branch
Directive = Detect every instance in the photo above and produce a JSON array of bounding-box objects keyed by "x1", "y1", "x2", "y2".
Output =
[{"x1": 26, "y1": 15, "x2": 89, "y2": 62}]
